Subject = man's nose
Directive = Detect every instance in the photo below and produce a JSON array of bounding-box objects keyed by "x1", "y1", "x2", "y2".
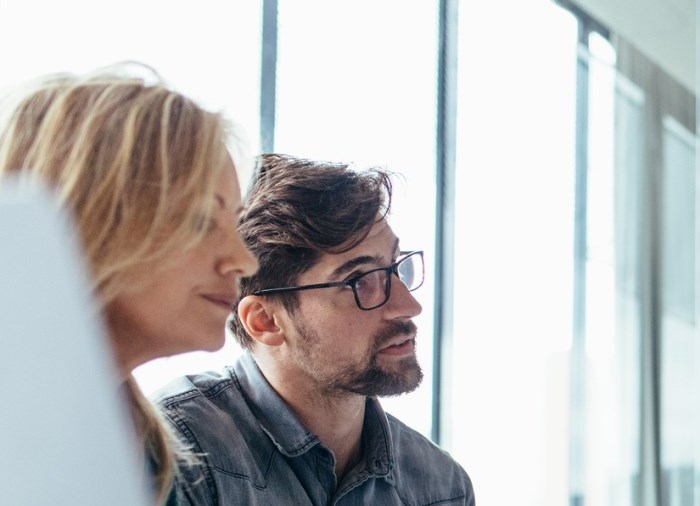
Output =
[{"x1": 384, "y1": 273, "x2": 423, "y2": 319}]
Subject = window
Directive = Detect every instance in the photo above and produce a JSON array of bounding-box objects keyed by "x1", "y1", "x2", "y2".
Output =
[
  {"x1": 660, "y1": 116, "x2": 696, "y2": 506},
  {"x1": 584, "y1": 32, "x2": 641, "y2": 506},
  {"x1": 451, "y1": 2, "x2": 578, "y2": 503},
  {"x1": 274, "y1": 0, "x2": 440, "y2": 436},
  {"x1": 0, "y1": 0, "x2": 262, "y2": 155}
]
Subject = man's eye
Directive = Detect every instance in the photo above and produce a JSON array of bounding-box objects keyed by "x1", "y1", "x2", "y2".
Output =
[
  {"x1": 345, "y1": 270, "x2": 366, "y2": 283},
  {"x1": 353, "y1": 274, "x2": 371, "y2": 288},
  {"x1": 354, "y1": 271, "x2": 383, "y2": 291}
]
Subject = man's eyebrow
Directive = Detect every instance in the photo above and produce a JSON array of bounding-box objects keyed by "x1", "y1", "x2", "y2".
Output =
[
  {"x1": 331, "y1": 255, "x2": 382, "y2": 279},
  {"x1": 330, "y1": 238, "x2": 400, "y2": 278}
]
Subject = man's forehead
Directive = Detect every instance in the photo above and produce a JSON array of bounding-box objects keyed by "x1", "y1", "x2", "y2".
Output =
[
  {"x1": 312, "y1": 220, "x2": 400, "y2": 276},
  {"x1": 343, "y1": 219, "x2": 398, "y2": 256}
]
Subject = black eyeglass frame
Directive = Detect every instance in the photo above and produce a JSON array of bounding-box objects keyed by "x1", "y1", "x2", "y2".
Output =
[{"x1": 252, "y1": 250, "x2": 425, "y2": 311}]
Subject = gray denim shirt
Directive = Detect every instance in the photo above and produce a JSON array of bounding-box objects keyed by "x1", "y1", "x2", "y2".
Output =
[{"x1": 154, "y1": 353, "x2": 475, "y2": 506}]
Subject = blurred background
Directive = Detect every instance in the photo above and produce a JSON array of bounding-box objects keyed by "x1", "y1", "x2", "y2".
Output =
[{"x1": 0, "y1": 1, "x2": 696, "y2": 504}]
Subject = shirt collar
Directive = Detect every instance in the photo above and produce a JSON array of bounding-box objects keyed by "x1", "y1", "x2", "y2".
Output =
[
  {"x1": 232, "y1": 353, "x2": 321, "y2": 457},
  {"x1": 362, "y1": 397, "x2": 395, "y2": 478},
  {"x1": 232, "y1": 353, "x2": 396, "y2": 478}
]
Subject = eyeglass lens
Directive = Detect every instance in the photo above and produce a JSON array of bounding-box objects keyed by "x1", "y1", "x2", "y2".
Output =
[
  {"x1": 353, "y1": 270, "x2": 389, "y2": 309},
  {"x1": 354, "y1": 253, "x2": 423, "y2": 309},
  {"x1": 398, "y1": 254, "x2": 417, "y2": 289}
]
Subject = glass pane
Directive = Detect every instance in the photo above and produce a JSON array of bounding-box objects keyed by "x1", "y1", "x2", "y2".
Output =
[
  {"x1": 0, "y1": 0, "x2": 262, "y2": 158},
  {"x1": 0, "y1": 0, "x2": 263, "y2": 393},
  {"x1": 453, "y1": 1, "x2": 577, "y2": 504},
  {"x1": 660, "y1": 116, "x2": 696, "y2": 506},
  {"x1": 275, "y1": 0, "x2": 439, "y2": 437},
  {"x1": 585, "y1": 32, "x2": 641, "y2": 506}
]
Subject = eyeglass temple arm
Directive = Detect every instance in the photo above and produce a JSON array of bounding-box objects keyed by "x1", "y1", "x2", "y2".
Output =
[{"x1": 253, "y1": 280, "x2": 348, "y2": 296}]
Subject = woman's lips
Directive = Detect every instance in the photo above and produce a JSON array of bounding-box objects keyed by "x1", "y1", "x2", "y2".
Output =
[{"x1": 201, "y1": 293, "x2": 237, "y2": 310}]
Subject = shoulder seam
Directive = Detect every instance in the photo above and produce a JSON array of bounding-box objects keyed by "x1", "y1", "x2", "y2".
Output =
[{"x1": 158, "y1": 378, "x2": 237, "y2": 408}]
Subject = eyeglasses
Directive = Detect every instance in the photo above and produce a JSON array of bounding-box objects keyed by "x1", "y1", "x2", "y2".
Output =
[{"x1": 253, "y1": 250, "x2": 424, "y2": 310}]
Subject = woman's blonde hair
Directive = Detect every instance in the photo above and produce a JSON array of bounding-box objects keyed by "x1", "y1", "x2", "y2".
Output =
[{"x1": 0, "y1": 64, "x2": 246, "y2": 504}]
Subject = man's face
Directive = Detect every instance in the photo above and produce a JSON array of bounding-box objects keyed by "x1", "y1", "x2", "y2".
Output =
[{"x1": 280, "y1": 219, "x2": 423, "y2": 398}]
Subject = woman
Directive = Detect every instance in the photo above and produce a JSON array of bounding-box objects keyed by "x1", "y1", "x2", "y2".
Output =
[{"x1": 0, "y1": 65, "x2": 258, "y2": 504}]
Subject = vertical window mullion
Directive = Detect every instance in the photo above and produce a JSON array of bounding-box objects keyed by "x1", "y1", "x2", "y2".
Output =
[
  {"x1": 569, "y1": 18, "x2": 590, "y2": 506},
  {"x1": 260, "y1": 0, "x2": 278, "y2": 153},
  {"x1": 638, "y1": 63, "x2": 663, "y2": 506},
  {"x1": 433, "y1": 0, "x2": 459, "y2": 445}
]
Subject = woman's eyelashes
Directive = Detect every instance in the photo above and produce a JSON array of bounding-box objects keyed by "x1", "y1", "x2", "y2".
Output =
[{"x1": 191, "y1": 213, "x2": 217, "y2": 233}]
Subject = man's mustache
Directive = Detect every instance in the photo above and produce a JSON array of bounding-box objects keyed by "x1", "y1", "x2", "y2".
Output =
[{"x1": 374, "y1": 320, "x2": 417, "y2": 348}]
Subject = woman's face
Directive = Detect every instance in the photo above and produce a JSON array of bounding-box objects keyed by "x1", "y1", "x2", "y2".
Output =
[{"x1": 106, "y1": 156, "x2": 258, "y2": 373}]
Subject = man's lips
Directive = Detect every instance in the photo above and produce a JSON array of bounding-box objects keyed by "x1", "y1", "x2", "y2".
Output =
[{"x1": 378, "y1": 335, "x2": 416, "y2": 355}]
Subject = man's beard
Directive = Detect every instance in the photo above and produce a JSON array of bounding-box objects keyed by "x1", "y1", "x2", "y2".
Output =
[{"x1": 295, "y1": 319, "x2": 423, "y2": 398}]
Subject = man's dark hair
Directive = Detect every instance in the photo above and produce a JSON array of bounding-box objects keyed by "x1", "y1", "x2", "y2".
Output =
[{"x1": 229, "y1": 153, "x2": 394, "y2": 349}]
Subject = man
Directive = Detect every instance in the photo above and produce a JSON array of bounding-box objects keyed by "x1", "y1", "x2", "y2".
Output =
[{"x1": 155, "y1": 154, "x2": 475, "y2": 505}]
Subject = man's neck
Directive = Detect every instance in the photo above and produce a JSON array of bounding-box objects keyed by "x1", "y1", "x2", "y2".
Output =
[
  {"x1": 296, "y1": 393, "x2": 366, "y2": 481},
  {"x1": 256, "y1": 357, "x2": 367, "y2": 481}
]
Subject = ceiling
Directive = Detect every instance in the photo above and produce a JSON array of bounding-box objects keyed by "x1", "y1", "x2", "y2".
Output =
[{"x1": 567, "y1": 0, "x2": 695, "y2": 93}]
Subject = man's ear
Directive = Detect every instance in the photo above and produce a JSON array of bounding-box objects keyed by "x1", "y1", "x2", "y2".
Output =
[{"x1": 237, "y1": 295, "x2": 285, "y2": 347}]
